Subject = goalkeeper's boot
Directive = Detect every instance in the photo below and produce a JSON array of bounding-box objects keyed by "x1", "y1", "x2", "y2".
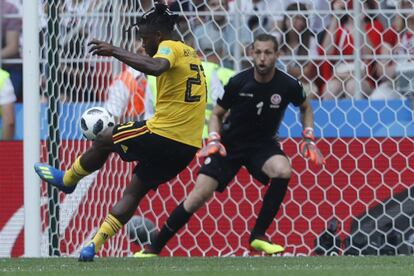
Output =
[
  {"x1": 79, "y1": 242, "x2": 96, "y2": 262},
  {"x1": 34, "y1": 163, "x2": 76, "y2": 194},
  {"x1": 133, "y1": 247, "x2": 158, "y2": 258},
  {"x1": 250, "y1": 238, "x2": 285, "y2": 255}
]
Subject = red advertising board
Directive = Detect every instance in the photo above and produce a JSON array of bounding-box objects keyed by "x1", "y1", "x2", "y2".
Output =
[{"x1": 1, "y1": 138, "x2": 413, "y2": 256}]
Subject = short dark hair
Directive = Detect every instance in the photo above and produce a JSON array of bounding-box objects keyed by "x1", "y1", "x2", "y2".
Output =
[
  {"x1": 253, "y1": 33, "x2": 279, "y2": 51},
  {"x1": 136, "y1": 2, "x2": 179, "y2": 34}
]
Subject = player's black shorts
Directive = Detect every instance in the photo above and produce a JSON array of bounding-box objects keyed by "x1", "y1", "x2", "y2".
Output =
[
  {"x1": 112, "y1": 121, "x2": 198, "y2": 190},
  {"x1": 198, "y1": 141, "x2": 286, "y2": 192}
]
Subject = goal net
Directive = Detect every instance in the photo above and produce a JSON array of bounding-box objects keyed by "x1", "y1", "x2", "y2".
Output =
[{"x1": 21, "y1": 0, "x2": 414, "y2": 256}]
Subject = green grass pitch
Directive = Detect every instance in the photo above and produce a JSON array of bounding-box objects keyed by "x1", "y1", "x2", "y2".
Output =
[{"x1": 1, "y1": 256, "x2": 413, "y2": 276}]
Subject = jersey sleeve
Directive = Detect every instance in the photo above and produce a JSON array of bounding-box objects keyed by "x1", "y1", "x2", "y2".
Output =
[
  {"x1": 216, "y1": 75, "x2": 237, "y2": 110},
  {"x1": 290, "y1": 79, "x2": 307, "y2": 106},
  {"x1": 153, "y1": 40, "x2": 178, "y2": 68}
]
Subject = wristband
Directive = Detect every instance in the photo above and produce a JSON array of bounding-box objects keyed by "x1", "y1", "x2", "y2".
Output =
[
  {"x1": 208, "y1": 132, "x2": 221, "y2": 141},
  {"x1": 303, "y1": 127, "x2": 315, "y2": 140}
]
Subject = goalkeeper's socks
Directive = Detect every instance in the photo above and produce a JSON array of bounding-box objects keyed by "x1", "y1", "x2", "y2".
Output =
[
  {"x1": 91, "y1": 213, "x2": 123, "y2": 252},
  {"x1": 250, "y1": 178, "x2": 289, "y2": 239},
  {"x1": 150, "y1": 202, "x2": 193, "y2": 254},
  {"x1": 63, "y1": 156, "x2": 90, "y2": 186}
]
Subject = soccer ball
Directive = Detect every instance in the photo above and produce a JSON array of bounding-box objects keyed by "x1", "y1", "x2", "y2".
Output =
[{"x1": 80, "y1": 107, "x2": 115, "y2": 140}]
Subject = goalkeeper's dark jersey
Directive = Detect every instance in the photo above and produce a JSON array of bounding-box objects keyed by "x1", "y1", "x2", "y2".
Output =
[{"x1": 217, "y1": 67, "x2": 306, "y2": 148}]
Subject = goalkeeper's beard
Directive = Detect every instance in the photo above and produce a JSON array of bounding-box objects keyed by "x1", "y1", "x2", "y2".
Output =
[{"x1": 255, "y1": 64, "x2": 274, "y2": 76}]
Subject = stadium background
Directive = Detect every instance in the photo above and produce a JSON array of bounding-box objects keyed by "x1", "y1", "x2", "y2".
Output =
[{"x1": 0, "y1": 0, "x2": 414, "y2": 258}]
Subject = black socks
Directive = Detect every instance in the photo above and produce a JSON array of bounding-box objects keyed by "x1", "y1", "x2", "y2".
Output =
[
  {"x1": 149, "y1": 202, "x2": 193, "y2": 254},
  {"x1": 250, "y1": 178, "x2": 290, "y2": 242}
]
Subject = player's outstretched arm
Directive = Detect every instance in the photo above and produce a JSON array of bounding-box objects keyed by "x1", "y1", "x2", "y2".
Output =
[
  {"x1": 88, "y1": 39, "x2": 170, "y2": 76},
  {"x1": 299, "y1": 99, "x2": 325, "y2": 166},
  {"x1": 197, "y1": 105, "x2": 227, "y2": 157}
]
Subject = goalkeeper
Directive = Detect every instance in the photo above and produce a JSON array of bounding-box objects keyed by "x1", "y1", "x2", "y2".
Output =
[
  {"x1": 137, "y1": 33, "x2": 325, "y2": 256},
  {"x1": 34, "y1": 3, "x2": 206, "y2": 261}
]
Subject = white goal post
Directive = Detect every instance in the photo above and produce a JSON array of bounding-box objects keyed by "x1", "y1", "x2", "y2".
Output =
[{"x1": 23, "y1": 0, "x2": 40, "y2": 257}]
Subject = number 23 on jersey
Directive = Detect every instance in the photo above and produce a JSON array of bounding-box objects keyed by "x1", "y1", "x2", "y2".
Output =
[{"x1": 185, "y1": 63, "x2": 207, "y2": 103}]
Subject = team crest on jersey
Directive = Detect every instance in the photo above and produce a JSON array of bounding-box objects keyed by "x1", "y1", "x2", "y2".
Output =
[
  {"x1": 158, "y1": 47, "x2": 172, "y2": 55},
  {"x1": 270, "y1": 94, "x2": 281, "y2": 108},
  {"x1": 204, "y1": 157, "x2": 212, "y2": 165}
]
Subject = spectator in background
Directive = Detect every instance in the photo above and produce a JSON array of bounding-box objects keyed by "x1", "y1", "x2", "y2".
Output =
[
  {"x1": 169, "y1": 0, "x2": 204, "y2": 12},
  {"x1": 384, "y1": 0, "x2": 414, "y2": 58},
  {"x1": 169, "y1": 0, "x2": 205, "y2": 48},
  {"x1": 133, "y1": 0, "x2": 152, "y2": 11},
  {"x1": 104, "y1": 32, "x2": 147, "y2": 123},
  {"x1": 0, "y1": 69, "x2": 16, "y2": 140},
  {"x1": 382, "y1": 0, "x2": 414, "y2": 54},
  {"x1": 319, "y1": 0, "x2": 384, "y2": 99},
  {"x1": 278, "y1": 3, "x2": 319, "y2": 98},
  {"x1": 198, "y1": 48, "x2": 235, "y2": 138},
  {"x1": 59, "y1": 0, "x2": 94, "y2": 102},
  {"x1": 59, "y1": 0, "x2": 113, "y2": 102},
  {"x1": 229, "y1": 0, "x2": 313, "y2": 34},
  {"x1": 193, "y1": 0, "x2": 236, "y2": 67},
  {"x1": 228, "y1": 0, "x2": 277, "y2": 44},
  {"x1": 371, "y1": 0, "x2": 414, "y2": 99},
  {"x1": 174, "y1": 15, "x2": 197, "y2": 49},
  {"x1": 369, "y1": 42, "x2": 400, "y2": 99},
  {"x1": 228, "y1": 0, "x2": 313, "y2": 68},
  {"x1": 308, "y1": 0, "x2": 331, "y2": 34},
  {"x1": 1, "y1": 0, "x2": 22, "y2": 102}
]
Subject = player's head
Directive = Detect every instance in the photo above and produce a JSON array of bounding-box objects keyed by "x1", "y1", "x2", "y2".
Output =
[
  {"x1": 208, "y1": 0, "x2": 229, "y2": 24},
  {"x1": 283, "y1": 3, "x2": 307, "y2": 33},
  {"x1": 135, "y1": 2, "x2": 179, "y2": 57},
  {"x1": 251, "y1": 33, "x2": 279, "y2": 76}
]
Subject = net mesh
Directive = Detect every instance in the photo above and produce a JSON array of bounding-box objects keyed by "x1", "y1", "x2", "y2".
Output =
[{"x1": 32, "y1": 0, "x2": 414, "y2": 256}]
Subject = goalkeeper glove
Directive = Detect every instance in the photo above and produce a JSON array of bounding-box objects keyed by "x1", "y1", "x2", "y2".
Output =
[
  {"x1": 300, "y1": 127, "x2": 325, "y2": 166},
  {"x1": 197, "y1": 132, "x2": 227, "y2": 157}
]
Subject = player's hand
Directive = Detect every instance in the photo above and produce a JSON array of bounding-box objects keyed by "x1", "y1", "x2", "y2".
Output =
[
  {"x1": 300, "y1": 128, "x2": 325, "y2": 166},
  {"x1": 88, "y1": 39, "x2": 115, "y2": 56},
  {"x1": 197, "y1": 132, "x2": 227, "y2": 157}
]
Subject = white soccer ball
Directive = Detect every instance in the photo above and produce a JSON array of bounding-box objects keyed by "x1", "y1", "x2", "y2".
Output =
[{"x1": 80, "y1": 107, "x2": 115, "y2": 140}]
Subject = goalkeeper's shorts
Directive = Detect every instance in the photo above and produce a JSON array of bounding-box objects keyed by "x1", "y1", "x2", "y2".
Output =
[
  {"x1": 112, "y1": 120, "x2": 197, "y2": 190},
  {"x1": 199, "y1": 140, "x2": 286, "y2": 192}
]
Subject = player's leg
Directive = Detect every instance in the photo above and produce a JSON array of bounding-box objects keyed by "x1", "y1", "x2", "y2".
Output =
[
  {"x1": 79, "y1": 123, "x2": 156, "y2": 261},
  {"x1": 81, "y1": 130, "x2": 198, "y2": 259},
  {"x1": 110, "y1": 175, "x2": 152, "y2": 224},
  {"x1": 79, "y1": 174, "x2": 151, "y2": 261},
  {"x1": 136, "y1": 153, "x2": 241, "y2": 257},
  {"x1": 183, "y1": 174, "x2": 219, "y2": 212},
  {"x1": 34, "y1": 127, "x2": 114, "y2": 194},
  {"x1": 135, "y1": 174, "x2": 219, "y2": 257},
  {"x1": 248, "y1": 153, "x2": 291, "y2": 254}
]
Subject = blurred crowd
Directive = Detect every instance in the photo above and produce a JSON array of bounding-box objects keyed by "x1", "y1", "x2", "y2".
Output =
[{"x1": 1, "y1": 0, "x2": 414, "y2": 139}]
